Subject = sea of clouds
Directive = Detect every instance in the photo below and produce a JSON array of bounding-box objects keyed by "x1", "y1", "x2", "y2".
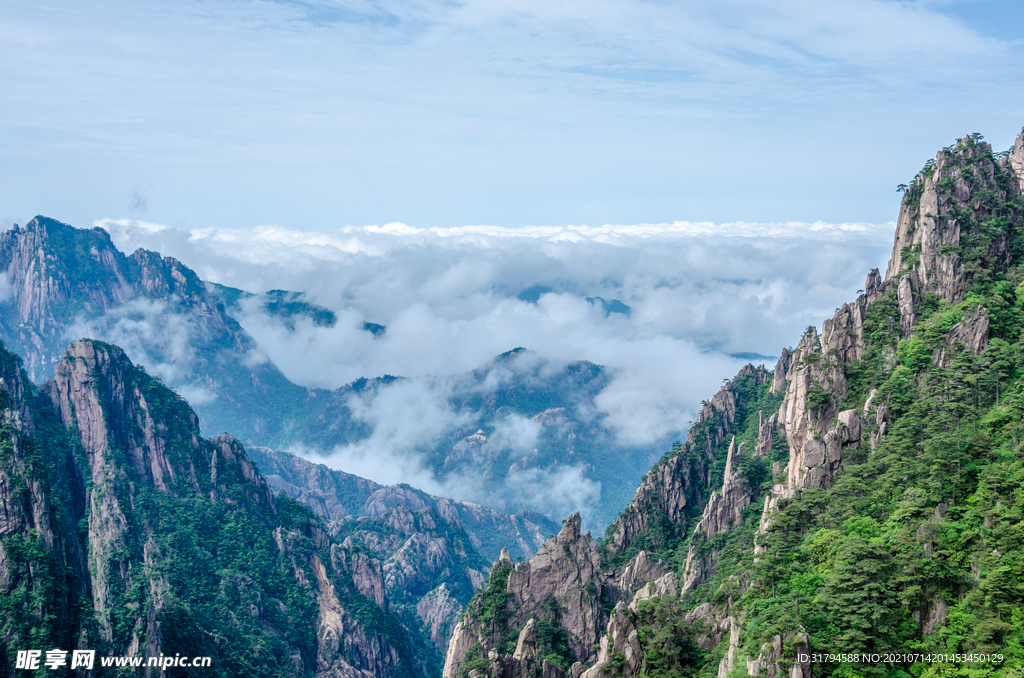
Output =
[{"x1": 97, "y1": 218, "x2": 894, "y2": 452}]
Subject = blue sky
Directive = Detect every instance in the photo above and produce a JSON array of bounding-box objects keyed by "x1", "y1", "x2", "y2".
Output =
[{"x1": 1, "y1": 0, "x2": 1023, "y2": 230}]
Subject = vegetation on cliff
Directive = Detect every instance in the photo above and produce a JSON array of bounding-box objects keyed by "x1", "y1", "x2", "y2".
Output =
[
  {"x1": 0, "y1": 340, "x2": 437, "y2": 677},
  {"x1": 448, "y1": 130, "x2": 1024, "y2": 678}
]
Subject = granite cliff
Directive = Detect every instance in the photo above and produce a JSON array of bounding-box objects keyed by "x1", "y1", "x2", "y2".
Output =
[
  {"x1": 0, "y1": 339, "x2": 442, "y2": 677},
  {"x1": 0, "y1": 217, "x2": 308, "y2": 442},
  {"x1": 444, "y1": 128, "x2": 1024, "y2": 678}
]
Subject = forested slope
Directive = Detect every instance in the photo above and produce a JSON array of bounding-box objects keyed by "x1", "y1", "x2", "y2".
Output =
[
  {"x1": 444, "y1": 129, "x2": 1024, "y2": 678},
  {"x1": 0, "y1": 339, "x2": 446, "y2": 677}
]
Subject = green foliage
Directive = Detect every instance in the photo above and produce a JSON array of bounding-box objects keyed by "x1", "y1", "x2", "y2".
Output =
[
  {"x1": 626, "y1": 596, "x2": 706, "y2": 678},
  {"x1": 600, "y1": 367, "x2": 784, "y2": 570},
  {"x1": 654, "y1": 136, "x2": 1024, "y2": 678},
  {"x1": 897, "y1": 337, "x2": 933, "y2": 372},
  {"x1": 0, "y1": 341, "x2": 433, "y2": 678},
  {"x1": 535, "y1": 596, "x2": 575, "y2": 671},
  {"x1": 806, "y1": 383, "x2": 832, "y2": 412},
  {"x1": 737, "y1": 452, "x2": 771, "y2": 492}
]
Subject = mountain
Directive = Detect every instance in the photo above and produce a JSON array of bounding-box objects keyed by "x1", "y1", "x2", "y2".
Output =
[
  {"x1": 0, "y1": 223, "x2": 665, "y2": 527},
  {"x1": 0, "y1": 218, "x2": 309, "y2": 443},
  {"x1": 205, "y1": 283, "x2": 340, "y2": 331},
  {"x1": 245, "y1": 446, "x2": 561, "y2": 652},
  {"x1": 246, "y1": 446, "x2": 558, "y2": 563},
  {"x1": 0, "y1": 338, "x2": 458, "y2": 677},
  {"x1": 272, "y1": 348, "x2": 659, "y2": 528},
  {"x1": 443, "y1": 129, "x2": 1024, "y2": 678}
]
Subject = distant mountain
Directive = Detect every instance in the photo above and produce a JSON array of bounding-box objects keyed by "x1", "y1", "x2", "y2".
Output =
[
  {"x1": 268, "y1": 348, "x2": 661, "y2": 528},
  {"x1": 0, "y1": 222, "x2": 667, "y2": 527},
  {"x1": 205, "y1": 282, "x2": 340, "y2": 330},
  {"x1": 246, "y1": 446, "x2": 559, "y2": 563},
  {"x1": 0, "y1": 217, "x2": 309, "y2": 443}
]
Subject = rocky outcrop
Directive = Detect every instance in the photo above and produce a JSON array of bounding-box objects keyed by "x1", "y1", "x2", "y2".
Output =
[
  {"x1": 0, "y1": 219, "x2": 131, "y2": 380},
  {"x1": 614, "y1": 550, "x2": 668, "y2": 594},
  {"x1": 334, "y1": 540, "x2": 387, "y2": 607},
  {"x1": 580, "y1": 575, "x2": 720, "y2": 678},
  {"x1": 506, "y1": 515, "x2": 606, "y2": 659},
  {"x1": 604, "y1": 365, "x2": 770, "y2": 560},
  {"x1": 1, "y1": 339, "x2": 436, "y2": 678},
  {"x1": 932, "y1": 305, "x2": 990, "y2": 368},
  {"x1": 443, "y1": 516, "x2": 608, "y2": 678},
  {"x1": 887, "y1": 135, "x2": 1018, "y2": 308},
  {"x1": 249, "y1": 444, "x2": 380, "y2": 523},
  {"x1": 336, "y1": 501, "x2": 490, "y2": 654},
  {"x1": 682, "y1": 437, "x2": 753, "y2": 592},
  {"x1": 1007, "y1": 128, "x2": 1024, "y2": 189},
  {"x1": 601, "y1": 449, "x2": 702, "y2": 558}
]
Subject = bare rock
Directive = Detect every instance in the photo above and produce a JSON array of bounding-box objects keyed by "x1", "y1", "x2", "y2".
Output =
[
  {"x1": 1006, "y1": 127, "x2": 1024, "y2": 190},
  {"x1": 416, "y1": 584, "x2": 463, "y2": 650},
  {"x1": 513, "y1": 618, "x2": 538, "y2": 660},
  {"x1": 932, "y1": 306, "x2": 990, "y2": 368}
]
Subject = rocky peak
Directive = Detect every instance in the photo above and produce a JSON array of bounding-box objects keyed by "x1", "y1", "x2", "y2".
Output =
[
  {"x1": 0, "y1": 217, "x2": 131, "y2": 379},
  {"x1": 44, "y1": 340, "x2": 202, "y2": 492},
  {"x1": 885, "y1": 134, "x2": 1015, "y2": 304},
  {"x1": 443, "y1": 513, "x2": 607, "y2": 678},
  {"x1": 506, "y1": 513, "x2": 604, "y2": 658},
  {"x1": 127, "y1": 248, "x2": 208, "y2": 306}
]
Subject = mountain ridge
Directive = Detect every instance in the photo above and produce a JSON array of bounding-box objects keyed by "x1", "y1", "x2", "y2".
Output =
[
  {"x1": 442, "y1": 128, "x2": 1024, "y2": 678},
  {"x1": 0, "y1": 219, "x2": 665, "y2": 528}
]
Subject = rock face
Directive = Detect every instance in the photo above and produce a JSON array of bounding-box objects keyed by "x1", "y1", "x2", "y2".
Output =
[
  {"x1": 0, "y1": 216, "x2": 308, "y2": 442},
  {"x1": 681, "y1": 437, "x2": 755, "y2": 593},
  {"x1": 0, "y1": 339, "x2": 437, "y2": 678},
  {"x1": 603, "y1": 365, "x2": 771, "y2": 560},
  {"x1": 506, "y1": 515, "x2": 605, "y2": 659},
  {"x1": 444, "y1": 364, "x2": 775, "y2": 678},
  {"x1": 932, "y1": 305, "x2": 990, "y2": 368},
  {"x1": 251, "y1": 445, "x2": 558, "y2": 655},
  {"x1": 443, "y1": 516, "x2": 609, "y2": 678},
  {"x1": 247, "y1": 445, "x2": 559, "y2": 563},
  {"x1": 448, "y1": 129, "x2": 1024, "y2": 678},
  {"x1": 1009, "y1": 127, "x2": 1024, "y2": 188},
  {"x1": 260, "y1": 463, "x2": 545, "y2": 657},
  {"x1": 886, "y1": 135, "x2": 1013, "y2": 305}
]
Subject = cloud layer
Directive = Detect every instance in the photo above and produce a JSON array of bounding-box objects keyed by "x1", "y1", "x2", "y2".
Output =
[{"x1": 99, "y1": 218, "x2": 895, "y2": 449}]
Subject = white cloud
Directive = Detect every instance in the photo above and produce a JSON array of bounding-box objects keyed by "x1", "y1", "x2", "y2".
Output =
[
  {"x1": 292, "y1": 377, "x2": 604, "y2": 523},
  {"x1": 64, "y1": 295, "x2": 216, "y2": 402},
  {"x1": 97, "y1": 217, "x2": 894, "y2": 450},
  {"x1": 0, "y1": 273, "x2": 13, "y2": 302}
]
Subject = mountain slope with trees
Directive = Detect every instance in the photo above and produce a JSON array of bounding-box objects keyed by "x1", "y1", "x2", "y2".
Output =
[
  {"x1": 0, "y1": 339, "x2": 447, "y2": 677},
  {"x1": 444, "y1": 129, "x2": 1024, "y2": 678}
]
